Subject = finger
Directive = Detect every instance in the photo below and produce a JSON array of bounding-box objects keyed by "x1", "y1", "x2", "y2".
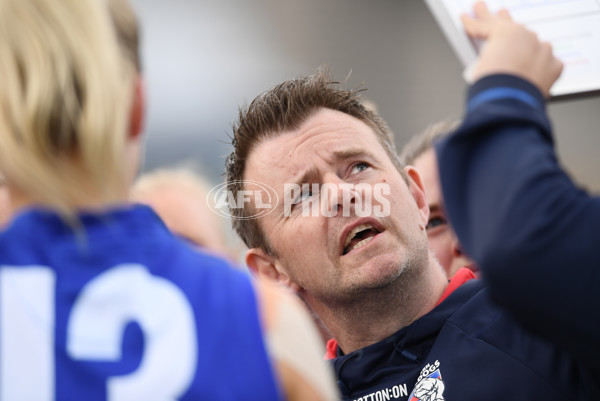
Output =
[
  {"x1": 461, "y1": 13, "x2": 491, "y2": 39},
  {"x1": 473, "y1": 1, "x2": 493, "y2": 20},
  {"x1": 542, "y1": 41, "x2": 565, "y2": 80},
  {"x1": 553, "y1": 58, "x2": 565, "y2": 82},
  {"x1": 497, "y1": 8, "x2": 513, "y2": 21}
]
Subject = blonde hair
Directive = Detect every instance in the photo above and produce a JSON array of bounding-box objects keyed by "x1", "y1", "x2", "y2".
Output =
[
  {"x1": 132, "y1": 168, "x2": 215, "y2": 208},
  {"x1": 0, "y1": 0, "x2": 139, "y2": 218}
]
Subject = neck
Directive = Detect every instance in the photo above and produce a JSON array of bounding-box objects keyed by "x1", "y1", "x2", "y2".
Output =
[
  {"x1": 308, "y1": 257, "x2": 447, "y2": 354},
  {"x1": 7, "y1": 182, "x2": 128, "y2": 216}
]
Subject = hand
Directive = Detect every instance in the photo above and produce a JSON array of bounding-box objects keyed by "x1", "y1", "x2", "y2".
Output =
[{"x1": 462, "y1": 1, "x2": 563, "y2": 97}]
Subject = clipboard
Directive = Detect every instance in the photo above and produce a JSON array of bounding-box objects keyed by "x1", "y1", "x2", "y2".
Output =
[{"x1": 424, "y1": 0, "x2": 600, "y2": 99}]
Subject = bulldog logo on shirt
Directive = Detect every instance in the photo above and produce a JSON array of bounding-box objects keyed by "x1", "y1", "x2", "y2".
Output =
[{"x1": 408, "y1": 360, "x2": 445, "y2": 401}]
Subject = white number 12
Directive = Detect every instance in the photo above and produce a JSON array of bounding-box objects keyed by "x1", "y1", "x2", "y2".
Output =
[{"x1": 1, "y1": 264, "x2": 198, "y2": 401}]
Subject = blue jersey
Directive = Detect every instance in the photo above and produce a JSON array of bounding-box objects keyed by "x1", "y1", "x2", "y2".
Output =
[{"x1": 0, "y1": 205, "x2": 281, "y2": 401}]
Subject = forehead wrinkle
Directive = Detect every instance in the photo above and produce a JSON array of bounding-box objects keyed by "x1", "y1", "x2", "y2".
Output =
[
  {"x1": 279, "y1": 109, "x2": 364, "y2": 154},
  {"x1": 246, "y1": 109, "x2": 385, "y2": 202},
  {"x1": 270, "y1": 109, "x2": 375, "y2": 164},
  {"x1": 284, "y1": 123, "x2": 339, "y2": 154},
  {"x1": 261, "y1": 128, "x2": 338, "y2": 182}
]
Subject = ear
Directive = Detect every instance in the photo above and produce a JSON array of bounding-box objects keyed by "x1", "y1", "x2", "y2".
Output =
[
  {"x1": 404, "y1": 166, "x2": 430, "y2": 227},
  {"x1": 246, "y1": 248, "x2": 302, "y2": 292},
  {"x1": 129, "y1": 75, "x2": 145, "y2": 139}
]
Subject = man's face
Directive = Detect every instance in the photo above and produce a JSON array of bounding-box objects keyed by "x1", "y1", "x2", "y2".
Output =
[
  {"x1": 412, "y1": 148, "x2": 474, "y2": 277},
  {"x1": 244, "y1": 108, "x2": 430, "y2": 304}
]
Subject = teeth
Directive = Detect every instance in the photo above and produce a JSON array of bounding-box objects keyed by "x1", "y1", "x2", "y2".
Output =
[
  {"x1": 344, "y1": 224, "x2": 373, "y2": 248},
  {"x1": 350, "y1": 236, "x2": 374, "y2": 252}
]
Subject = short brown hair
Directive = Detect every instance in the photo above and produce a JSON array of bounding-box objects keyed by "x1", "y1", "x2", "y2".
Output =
[{"x1": 226, "y1": 67, "x2": 403, "y2": 253}]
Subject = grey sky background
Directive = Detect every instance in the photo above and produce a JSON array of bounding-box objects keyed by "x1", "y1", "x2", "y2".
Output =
[{"x1": 130, "y1": 0, "x2": 600, "y2": 191}]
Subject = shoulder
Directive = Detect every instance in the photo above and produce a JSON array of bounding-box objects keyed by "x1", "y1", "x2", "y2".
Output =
[{"x1": 442, "y1": 281, "x2": 583, "y2": 378}]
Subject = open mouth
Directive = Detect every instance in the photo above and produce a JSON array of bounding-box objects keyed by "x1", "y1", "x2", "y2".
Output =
[{"x1": 342, "y1": 224, "x2": 382, "y2": 255}]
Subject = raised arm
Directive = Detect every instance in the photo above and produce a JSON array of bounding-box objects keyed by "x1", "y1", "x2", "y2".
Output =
[{"x1": 436, "y1": 2, "x2": 600, "y2": 366}]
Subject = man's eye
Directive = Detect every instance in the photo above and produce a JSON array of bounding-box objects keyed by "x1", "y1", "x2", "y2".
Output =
[
  {"x1": 426, "y1": 216, "x2": 447, "y2": 231},
  {"x1": 350, "y1": 162, "x2": 369, "y2": 175}
]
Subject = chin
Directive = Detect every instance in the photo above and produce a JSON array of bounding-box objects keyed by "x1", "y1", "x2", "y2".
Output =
[{"x1": 358, "y1": 257, "x2": 409, "y2": 289}]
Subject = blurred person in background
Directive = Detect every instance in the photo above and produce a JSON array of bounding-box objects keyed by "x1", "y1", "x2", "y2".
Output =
[
  {"x1": 131, "y1": 166, "x2": 234, "y2": 259},
  {"x1": 400, "y1": 121, "x2": 477, "y2": 278},
  {"x1": 0, "y1": 0, "x2": 338, "y2": 400},
  {"x1": 437, "y1": 1, "x2": 600, "y2": 377},
  {"x1": 0, "y1": 177, "x2": 11, "y2": 228}
]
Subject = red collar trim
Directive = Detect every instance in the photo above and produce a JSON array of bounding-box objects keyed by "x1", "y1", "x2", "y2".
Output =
[
  {"x1": 324, "y1": 267, "x2": 476, "y2": 360},
  {"x1": 325, "y1": 338, "x2": 338, "y2": 360},
  {"x1": 435, "y1": 267, "x2": 476, "y2": 307}
]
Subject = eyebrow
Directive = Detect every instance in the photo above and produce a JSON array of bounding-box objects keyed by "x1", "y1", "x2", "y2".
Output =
[
  {"x1": 281, "y1": 167, "x2": 320, "y2": 204},
  {"x1": 290, "y1": 148, "x2": 373, "y2": 187},
  {"x1": 332, "y1": 148, "x2": 372, "y2": 161}
]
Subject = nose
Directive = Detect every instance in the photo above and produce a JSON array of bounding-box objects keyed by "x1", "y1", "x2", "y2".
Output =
[
  {"x1": 451, "y1": 236, "x2": 464, "y2": 258},
  {"x1": 321, "y1": 173, "x2": 356, "y2": 217}
]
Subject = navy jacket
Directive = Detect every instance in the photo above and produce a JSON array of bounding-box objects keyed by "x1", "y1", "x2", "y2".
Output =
[
  {"x1": 436, "y1": 75, "x2": 600, "y2": 372},
  {"x1": 332, "y1": 279, "x2": 596, "y2": 400}
]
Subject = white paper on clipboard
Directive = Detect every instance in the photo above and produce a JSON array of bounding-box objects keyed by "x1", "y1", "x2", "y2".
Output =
[{"x1": 424, "y1": 0, "x2": 600, "y2": 99}]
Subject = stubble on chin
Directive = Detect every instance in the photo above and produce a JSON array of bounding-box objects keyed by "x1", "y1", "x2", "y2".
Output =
[{"x1": 316, "y1": 236, "x2": 429, "y2": 310}]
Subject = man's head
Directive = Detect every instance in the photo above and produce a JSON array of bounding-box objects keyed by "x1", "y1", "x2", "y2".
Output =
[
  {"x1": 227, "y1": 68, "x2": 433, "y2": 307},
  {"x1": 131, "y1": 167, "x2": 230, "y2": 257},
  {"x1": 227, "y1": 67, "x2": 404, "y2": 254},
  {"x1": 400, "y1": 121, "x2": 475, "y2": 277},
  {"x1": 0, "y1": 0, "x2": 142, "y2": 215}
]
